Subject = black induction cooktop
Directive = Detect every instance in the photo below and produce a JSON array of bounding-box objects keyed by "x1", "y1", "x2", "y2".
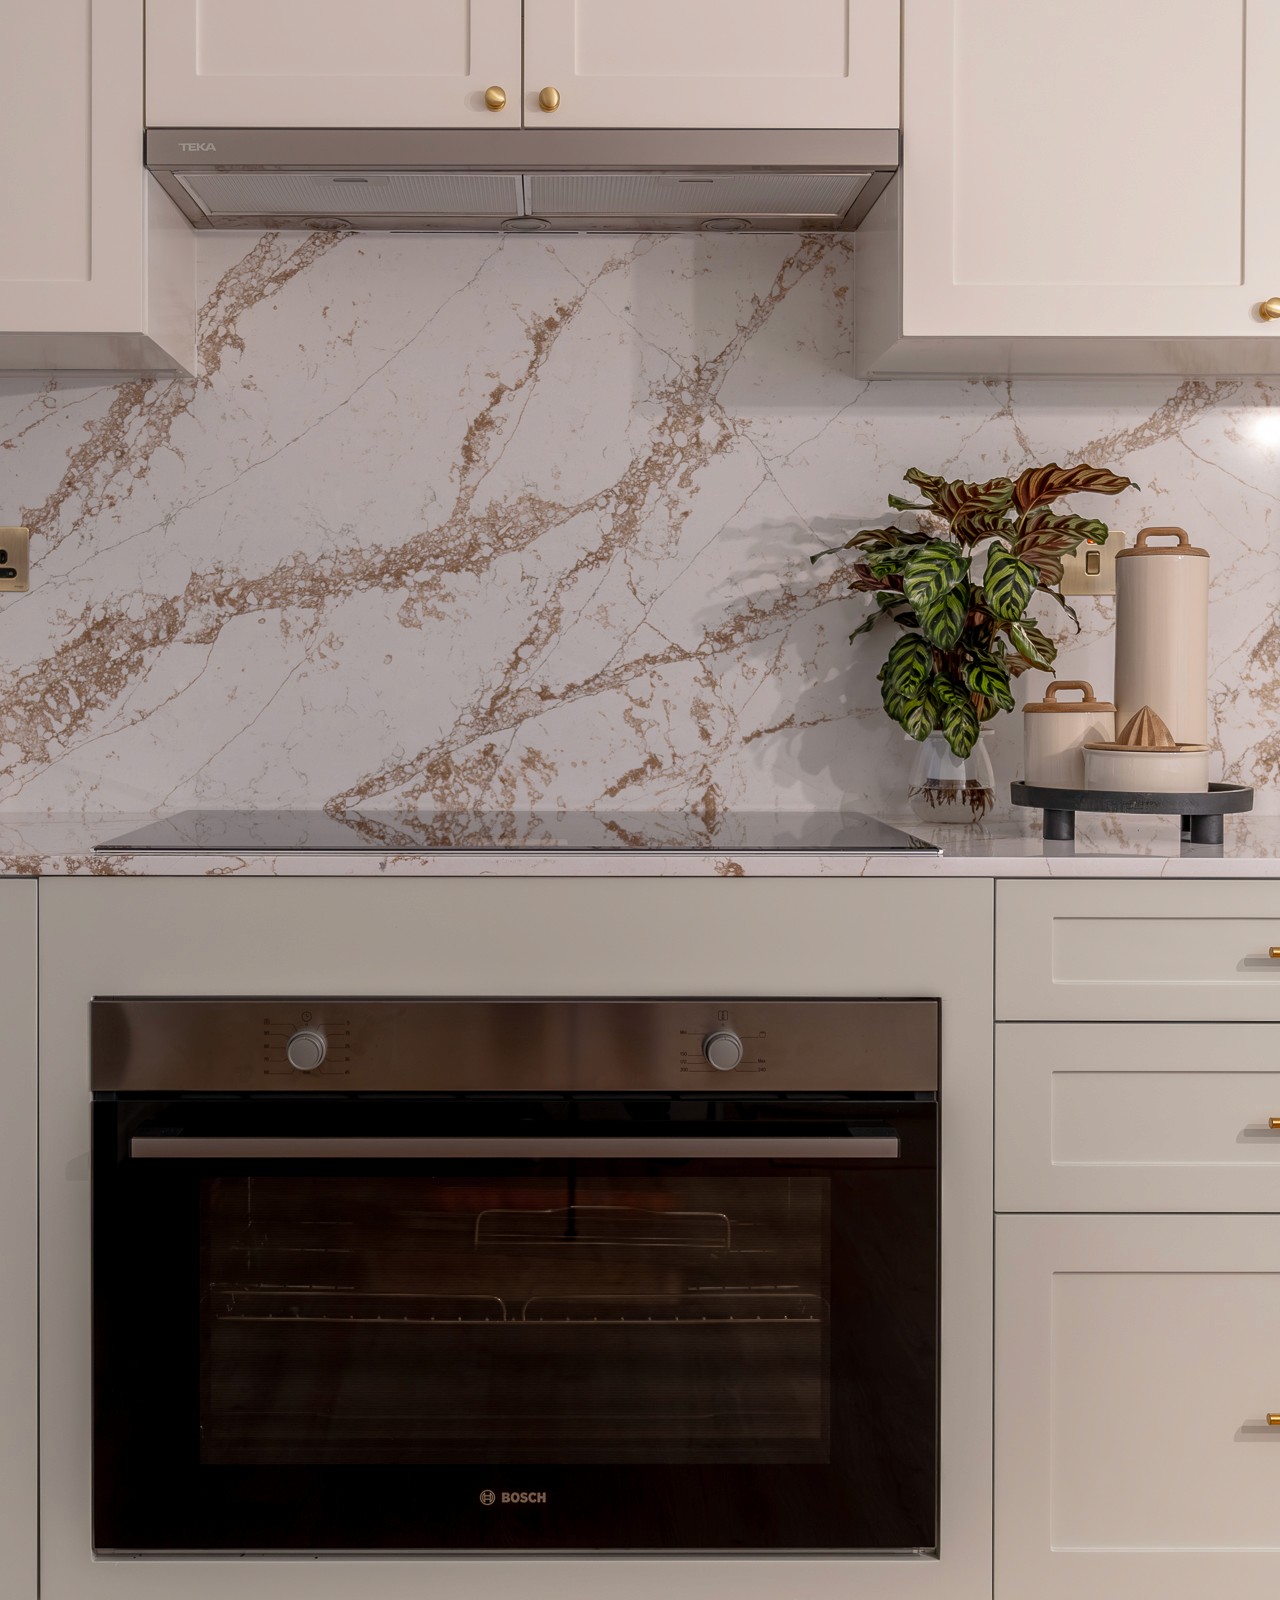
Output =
[{"x1": 95, "y1": 809, "x2": 938, "y2": 854}]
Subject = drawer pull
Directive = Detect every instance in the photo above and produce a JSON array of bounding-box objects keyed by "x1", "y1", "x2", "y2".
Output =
[
  {"x1": 1270, "y1": 948, "x2": 1280, "y2": 959},
  {"x1": 1269, "y1": 1414, "x2": 1280, "y2": 1427},
  {"x1": 1270, "y1": 1118, "x2": 1280, "y2": 1131}
]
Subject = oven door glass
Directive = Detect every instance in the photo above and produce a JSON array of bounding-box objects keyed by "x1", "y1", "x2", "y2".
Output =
[{"x1": 93, "y1": 1096, "x2": 937, "y2": 1554}]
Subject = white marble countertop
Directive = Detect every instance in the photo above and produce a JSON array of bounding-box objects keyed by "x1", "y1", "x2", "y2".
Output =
[{"x1": 2, "y1": 811, "x2": 1280, "y2": 878}]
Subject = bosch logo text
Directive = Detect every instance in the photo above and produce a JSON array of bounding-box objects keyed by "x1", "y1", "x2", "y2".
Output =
[{"x1": 480, "y1": 1490, "x2": 547, "y2": 1505}]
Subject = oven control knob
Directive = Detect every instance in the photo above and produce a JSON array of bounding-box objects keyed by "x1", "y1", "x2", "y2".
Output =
[
  {"x1": 286, "y1": 1029, "x2": 327, "y2": 1072},
  {"x1": 702, "y1": 1029, "x2": 744, "y2": 1071}
]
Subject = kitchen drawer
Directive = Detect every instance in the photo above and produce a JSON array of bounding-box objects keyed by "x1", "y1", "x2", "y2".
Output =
[
  {"x1": 997, "y1": 880, "x2": 1280, "y2": 1021},
  {"x1": 996, "y1": 1214, "x2": 1280, "y2": 1600},
  {"x1": 997, "y1": 1023, "x2": 1280, "y2": 1212}
]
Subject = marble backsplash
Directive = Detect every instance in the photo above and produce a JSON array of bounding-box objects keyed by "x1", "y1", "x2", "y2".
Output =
[{"x1": 0, "y1": 230, "x2": 1277, "y2": 822}]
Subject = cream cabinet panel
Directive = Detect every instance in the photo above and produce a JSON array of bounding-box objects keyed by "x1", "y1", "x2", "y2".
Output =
[
  {"x1": 0, "y1": 1, "x2": 194, "y2": 374},
  {"x1": 0, "y1": 881, "x2": 37, "y2": 1600},
  {"x1": 997, "y1": 881, "x2": 1280, "y2": 1022},
  {"x1": 997, "y1": 1215, "x2": 1280, "y2": 1600},
  {"x1": 997, "y1": 1023, "x2": 1280, "y2": 1211},
  {"x1": 522, "y1": 0, "x2": 899, "y2": 129},
  {"x1": 145, "y1": 0, "x2": 523, "y2": 127},
  {"x1": 857, "y1": 0, "x2": 1280, "y2": 377}
]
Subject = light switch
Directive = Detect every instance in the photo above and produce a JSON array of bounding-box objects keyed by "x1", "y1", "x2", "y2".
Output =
[
  {"x1": 1061, "y1": 529, "x2": 1123, "y2": 595},
  {"x1": 0, "y1": 527, "x2": 29, "y2": 592}
]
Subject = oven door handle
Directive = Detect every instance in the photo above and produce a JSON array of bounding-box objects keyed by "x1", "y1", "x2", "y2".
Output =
[{"x1": 127, "y1": 1133, "x2": 900, "y2": 1161}]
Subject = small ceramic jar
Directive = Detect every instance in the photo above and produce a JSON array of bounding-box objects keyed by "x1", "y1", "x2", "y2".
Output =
[{"x1": 1023, "y1": 680, "x2": 1116, "y2": 789}]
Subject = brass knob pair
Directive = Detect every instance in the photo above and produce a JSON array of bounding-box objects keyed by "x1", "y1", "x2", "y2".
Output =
[{"x1": 483, "y1": 85, "x2": 560, "y2": 112}]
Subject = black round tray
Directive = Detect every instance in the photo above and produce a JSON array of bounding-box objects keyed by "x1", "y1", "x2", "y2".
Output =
[{"x1": 1010, "y1": 780, "x2": 1254, "y2": 844}]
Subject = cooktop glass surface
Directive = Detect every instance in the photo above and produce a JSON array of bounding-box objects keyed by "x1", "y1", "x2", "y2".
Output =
[{"x1": 95, "y1": 810, "x2": 939, "y2": 854}]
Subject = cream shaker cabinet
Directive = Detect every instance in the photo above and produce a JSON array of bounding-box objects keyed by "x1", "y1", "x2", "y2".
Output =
[
  {"x1": 0, "y1": 882, "x2": 37, "y2": 1600},
  {"x1": 522, "y1": 0, "x2": 899, "y2": 129},
  {"x1": 145, "y1": 0, "x2": 524, "y2": 127},
  {"x1": 145, "y1": 0, "x2": 897, "y2": 132},
  {"x1": 0, "y1": 1, "x2": 194, "y2": 375},
  {"x1": 996, "y1": 1215, "x2": 1280, "y2": 1600},
  {"x1": 858, "y1": 0, "x2": 1280, "y2": 377}
]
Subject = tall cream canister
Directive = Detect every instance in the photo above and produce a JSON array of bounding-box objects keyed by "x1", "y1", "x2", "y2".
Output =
[
  {"x1": 1023, "y1": 681, "x2": 1115, "y2": 788},
  {"x1": 1114, "y1": 526, "x2": 1209, "y2": 745}
]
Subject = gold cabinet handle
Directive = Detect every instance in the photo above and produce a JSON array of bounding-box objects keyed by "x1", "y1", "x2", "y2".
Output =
[
  {"x1": 483, "y1": 85, "x2": 507, "y2": 112},
  {"x1": 1260, "y1": 298, "x2": 1280, "y2": 321},
  {"x1": 1269, "y1": 1413, "x2": 1280, "y2": 1426},
  {"x1": 538, "y1": 85, "x2": 561, "y2": 112},
  {"x1": 1270, "y1": 1117, "x2": 1280, "y2": 1130},
  {"x1": 1269, "y1": 948, "x2": 1280, "y2": 958}
]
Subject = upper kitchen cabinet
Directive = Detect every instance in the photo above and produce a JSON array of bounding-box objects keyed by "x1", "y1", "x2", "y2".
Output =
[
  {"x1": 1, "y1": 1, "x2": 194, "y2": 375},
  {"x1": 521, "y1": 0, "x2": 900, "y2": 129},
  {"x1": 857, "y1": 0, "x2": 1280, "y2": 377},
  {"x1": 145, "y1": 0, "x2": 524, "y2": 127}
]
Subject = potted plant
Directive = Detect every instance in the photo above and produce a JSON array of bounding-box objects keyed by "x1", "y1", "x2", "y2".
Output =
[{"x1": 815, "y1": 462, "x2": 1135, "y2": 821}]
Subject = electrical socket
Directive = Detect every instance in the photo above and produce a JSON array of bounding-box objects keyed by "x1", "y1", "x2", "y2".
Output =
[
  {"x1": 0, "y1": 527, "x2": 30, "y2": 592},
  {"x1": 1060, "y1": 528, "x2": 1124, "y2": 596}
]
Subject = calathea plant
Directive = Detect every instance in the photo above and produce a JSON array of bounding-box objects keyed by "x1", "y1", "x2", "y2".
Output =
[{"x1": 815, "y1": 463, "x2": 1136, "y2": 757}]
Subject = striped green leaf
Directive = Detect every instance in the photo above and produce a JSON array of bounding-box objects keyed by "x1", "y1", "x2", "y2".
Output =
[
  {"x1": 902, "y1": 541, "x2": 970, "y2": 609},
  {"x1": 915, "y1": 585, "x2": 966, "y2": 650},
  {"x1": 1007, "y1": 618, "x2": 1057, "y2": 670},
  {"x1": 983, "y1": 546, "x2": 1038, "y2": 621},
  {"x1": 964, "y1": 650, "x2": 1015, "y2": 712}
]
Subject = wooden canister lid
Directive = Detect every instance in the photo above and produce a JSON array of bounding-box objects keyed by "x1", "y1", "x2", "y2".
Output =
[
  {"x1": 1115, "y1": 526, "x2": 1208, "y2": 558},
  {"x1": 1024, "y1": 679, "x2": 1116, "y2": 714}
]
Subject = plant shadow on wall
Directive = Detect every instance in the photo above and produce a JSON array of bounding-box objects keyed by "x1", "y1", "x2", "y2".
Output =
[{"x1": 806, "y1": 462, "x2": 1137, "y2": 821}]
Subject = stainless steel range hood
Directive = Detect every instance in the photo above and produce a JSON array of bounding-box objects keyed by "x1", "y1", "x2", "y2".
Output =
[{"x1": 145, "y1": 128, "x2": 899, "y2": 234}]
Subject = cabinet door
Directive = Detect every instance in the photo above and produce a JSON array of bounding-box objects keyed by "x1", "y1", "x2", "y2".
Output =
[
  {"x1": 145, "y1": 0, "x2": 523, "y2": 127},
  {"x1": 522, "y1": 0, "x2": 899, "y2": 129},
  {"x1": 0, "y1": 882, "x2": 37, "y2": 1600},
  {"x1": 901, "y1": 0, "x2": 1280, "y2": 342},
  {"x1": 0, "y1": 0, "x2": 194, "y2": 374},
  {"x1": 997, "y1": 1215, "x2": 1280, "y2": 1600}
]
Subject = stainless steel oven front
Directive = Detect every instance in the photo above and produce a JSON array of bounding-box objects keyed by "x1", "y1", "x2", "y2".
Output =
[{"x1": 91, "y1": 997, "x2": 939, "y2": 1556}]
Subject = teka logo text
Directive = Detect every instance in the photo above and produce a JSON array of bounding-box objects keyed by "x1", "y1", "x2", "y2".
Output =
[
  {"x1": 179, "y1": 142, "x2": 217, "y2": 151},
  {"x1": 479, "y1": 1490, "x2": 547, "y2": 1506}
]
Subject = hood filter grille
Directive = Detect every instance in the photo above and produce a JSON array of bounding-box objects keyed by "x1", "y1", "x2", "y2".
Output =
[
  {"x1": 527, "y1": 171, "x2": 867, "y2": 219},
  {"x1": 172, "y1": 169, "x2": 870, "y2": 230},
  {"x1": 177, "y1": 170, "x2": 524, "y2": 218}
]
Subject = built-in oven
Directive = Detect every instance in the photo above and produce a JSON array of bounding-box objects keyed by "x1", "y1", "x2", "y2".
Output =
[{"x1": 91, "y1": 998, "x2": 939, "y2": 1556}]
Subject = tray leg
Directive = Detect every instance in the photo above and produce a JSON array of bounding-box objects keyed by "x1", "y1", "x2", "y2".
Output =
[
  {"x1": 1042, "y1": 807, "x2": 1076, "y2": 842},
  {"x1": 1183, "y1": 813, "x2": 1223, "y2": 845}
]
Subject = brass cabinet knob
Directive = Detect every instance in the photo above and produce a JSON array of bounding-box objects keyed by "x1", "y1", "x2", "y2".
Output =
[
  {"x1": 538, "y1": 85, "x2": 561, "y2": 112},
  {"x1": 483, "y1": 85, "x2": 507, "y2": 112},
  {"x1": 1260, "y1": 298, "x2": 1280, "y2": 321}
]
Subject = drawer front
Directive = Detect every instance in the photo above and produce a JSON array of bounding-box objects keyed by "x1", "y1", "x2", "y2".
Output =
[
  {"x1": 996, "y1": 1214, "x2": 1280, "y2": 1600},
  {"x1": 997, "y1": 1023, "x2": 1280, "y2": 1211},
  {"x1": 997, "y1": 880, "x2": 1280, "y2": 1021}
]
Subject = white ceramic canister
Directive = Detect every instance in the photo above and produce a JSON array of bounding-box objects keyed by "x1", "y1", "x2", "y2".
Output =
[
  {"x1": 1114, "y1": 526, "x2": 1209, "y2": 744},
  {"x1": 1022, "y1": 680, "x2": 1115, "y2": 788}
]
